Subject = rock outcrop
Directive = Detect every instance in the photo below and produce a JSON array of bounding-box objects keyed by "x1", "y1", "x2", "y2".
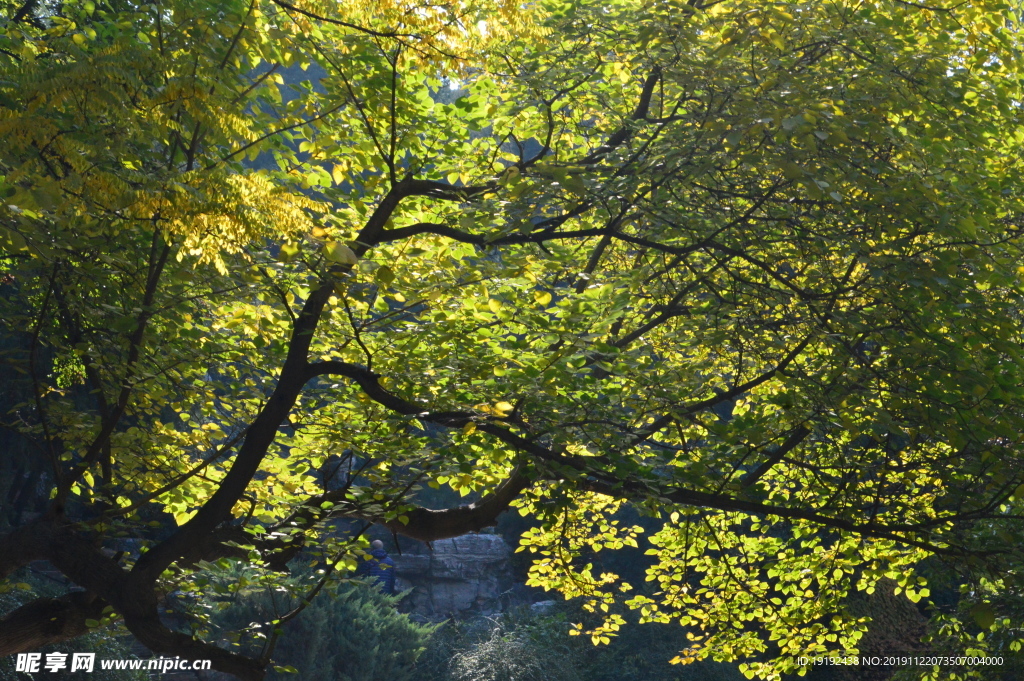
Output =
[{"x1": 393, "y1": 534, "x2": 513, "y2": 620}]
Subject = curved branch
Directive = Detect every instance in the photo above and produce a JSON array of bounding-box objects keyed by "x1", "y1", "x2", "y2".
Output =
[
  {"x1": 135, "y1": 174, "x2": 460, "y2": 583},
  {"x1": 0, "y1": 520, "x2": 272, "y2": 679},
  {"x1": 133, "y1": 282, "x2": 335, "y2": 583},
  {"x1": 122, "y1": 612, "x2": 265, "y2": 681},
  {"x1": 269, "y1": 0, "x2": 414, "y2": 38},
  {"x1": 161, "y1": 459, "x2": 530, "y2": 573},
  {"x1": 0, "y1": 593, "x2": 109, "y2": 657},
  {"x1": 321, "y1": 466, "x2": 531, "y2": 542},
  {"x1": 304, "y1": 359, "x2": 997, "y2": 557},
  {"x1": 579, "y1": 67, "x2": 662, "y2": 164},
  {"x1": 376, "y1": 222, "x2": 484, "y2": 245},
  {"x1": 740, "y1": 425, "x2": 811, "y2": 488}
]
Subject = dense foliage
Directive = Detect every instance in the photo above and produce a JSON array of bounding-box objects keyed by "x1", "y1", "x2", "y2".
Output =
[
  {"x1": 3, "y1": 0, "x2": 1024, "y2": 679},
  {"x1": 213, "y1": 577, "x2": 435, "y2": 681}
]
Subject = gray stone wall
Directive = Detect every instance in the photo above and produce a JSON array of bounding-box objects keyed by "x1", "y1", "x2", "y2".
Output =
[{"x1": 393, "y1": 534, "x2": 513, "y2": 620}]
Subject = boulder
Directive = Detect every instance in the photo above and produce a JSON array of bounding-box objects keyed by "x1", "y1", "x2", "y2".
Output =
[
  {"x1": 393, "y1": 534, "x2": 512, "y2": 619},
  {"x1": 530, "y1": 600, "x2": 558, "y2": 614}
]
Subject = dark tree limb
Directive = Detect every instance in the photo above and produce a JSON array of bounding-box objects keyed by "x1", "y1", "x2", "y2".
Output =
[
  {"x1": 303, "y1": 357, "x2": 1002, "y2": 557},
  {"x1": 579, "y1": 67, "x2": 662, "y2": 164},
  {"x1": 0, "y1": 520, "x2": 271, "y2": 679},
  {"x1": 121, "y1": 611, "x2": 266, "y2": 681},
  {"x1": 0, "y1": 592, "x2": 109, "y2": 657},
  {"x1": 132, "y1": 282, "x2": 335, "y2": 583},
  {"x1": 313, "y1": 466, "x2": 531, "y2": 542},
  {"x1": 740, "y1": 425, "x2": 812, "y2": 488},
  {"x1": 134, "y1": 175, "x2": 452, "y2": 582},
  {"x1": 371, "y1": 467, "x2": 530, "y2": 540},
  {"x1": 10, "y1": 0, "x2": 41, "y2": 25},
  {"x1": 269, "y1": 0, "x2": 412, "y2": 38}
]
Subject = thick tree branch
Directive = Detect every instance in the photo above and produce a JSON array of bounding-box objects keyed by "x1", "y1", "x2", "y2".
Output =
[
  {"x1": 579, "y1": 67, "x2": 661, "y2": 164},
  {"x1": 0, "y1": 592, "x2": 109, "y2": 656},
  {"x1": 375, "y1": 222, "x2": 613, "y2": 248},
  {"x1": 304, "y1": 360, "x2": 466, "y2": 419},
  {"x1": 269, "y1": 0, "x2": 413, "y2": 38},
  {"x1": 353, "y1": 176, "x2": 491, "y2": 251},
  {"x1": 740, "y1": 425, "x2": 811, "y2": 488},
  {"x1": 583, "y1": 476, "x2": 983, "y2": 556},
  {"x1": 134, "y1": 175, "x2": 438, "y2": 582},
  {"x1": 303, "y1": 357, "x2": 996, "y2": 557},
  {"x1": 356, "y1": 72, "x2": 662, "y2": 254},
  {"x1": 376, "y1": 222, "x2": 484, "y2": 245},
  {"x1": 132, "y1": 282, "x2": 334, "y2": 582},
  {"x1": 0, "y1": 521, "x2": 271, "y2": 679},
  {"x1": 122, "y1": 612, "x2": 266, "y2": 681},
  {"x1": 10, "y1": 0, "x2": 41, "y2": 25},
  {"x1": 372, "y1": 467, "x2": 531, "y2": 540},
  {"x1": 304, "y1": 466, "x2": 531, "y2": 542}
]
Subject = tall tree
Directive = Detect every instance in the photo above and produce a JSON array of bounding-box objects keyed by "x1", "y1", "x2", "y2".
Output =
[{"x1": 1, "y1": 0, "x2": 1023, "y2": 679}]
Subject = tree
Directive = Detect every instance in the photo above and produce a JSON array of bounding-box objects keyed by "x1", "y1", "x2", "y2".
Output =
[{"x1": 1, "y1": 0, "x2": 1023, "y2": 679}]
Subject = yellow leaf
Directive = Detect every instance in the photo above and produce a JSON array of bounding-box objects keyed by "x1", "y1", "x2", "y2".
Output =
[
  {"x1": 279, "y1": 242, "x2": 300, "y2": 262},
  {"x1": 495, "y1": 401, "x2": 514, "y2": 414},
  {"x1": 324, "y1": 241, "x2": 357, "y2": 264},
  {"x1": 611, "y1": 62, "x2": 630, "y2": 84},
  {"x1": 331, "y1": 165, "x2": 345, "y2": 185}
]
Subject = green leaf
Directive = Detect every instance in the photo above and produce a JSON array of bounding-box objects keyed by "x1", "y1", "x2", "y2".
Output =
[{"x1": 971, "y1": 604, "x2": 996, "y2": 630}]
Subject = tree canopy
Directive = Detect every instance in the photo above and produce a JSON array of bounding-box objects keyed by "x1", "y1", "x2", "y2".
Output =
[{"x1": 2, "y1": 0, "x2": 1024, "y2": 679}]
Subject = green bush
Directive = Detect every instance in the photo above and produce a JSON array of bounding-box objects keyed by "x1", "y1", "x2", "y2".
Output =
[{"x1": 215, "y1": 579, "x2": 436, "y2": 681}]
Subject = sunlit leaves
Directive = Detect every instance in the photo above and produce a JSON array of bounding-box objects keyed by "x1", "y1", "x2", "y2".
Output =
[{"x1": 4, "y1": 0, "x2": 1024, "y2": 677}]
